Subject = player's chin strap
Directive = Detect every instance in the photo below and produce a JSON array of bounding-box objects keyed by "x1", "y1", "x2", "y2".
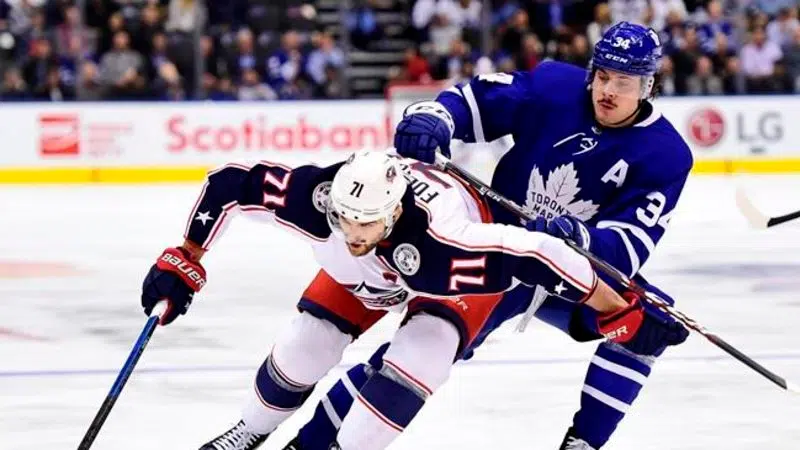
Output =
[{"x1": 432, "y1": 152, "x2": 800, "y2": 396}]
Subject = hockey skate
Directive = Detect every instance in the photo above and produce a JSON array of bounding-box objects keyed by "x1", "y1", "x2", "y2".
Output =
[
  {"x1": 199, "y1": 420, "x2": 268, "y2": 450},
  {"x1": 559, "y1": 427, "x2": 596, "y2": 450}
]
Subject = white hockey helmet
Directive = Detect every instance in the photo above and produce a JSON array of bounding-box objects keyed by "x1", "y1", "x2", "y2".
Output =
[{"x1": 327, "y1": 150, "x2": 407, "y2": 234}]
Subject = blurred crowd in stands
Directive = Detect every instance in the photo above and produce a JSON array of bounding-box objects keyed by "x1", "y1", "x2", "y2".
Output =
[{"x1": 0, "y1": 0, "x2": 798, "y2": 101}]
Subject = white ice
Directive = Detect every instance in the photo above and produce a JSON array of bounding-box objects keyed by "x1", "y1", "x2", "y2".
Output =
[{"x1": 1, "y1": 174, "x2": 800, "y2": 450}]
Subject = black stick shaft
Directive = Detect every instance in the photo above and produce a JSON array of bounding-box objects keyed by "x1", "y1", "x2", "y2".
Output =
[
  {"x1": 768, "y1": 209, "x2": 800, "y2": 228},
  {"x1": 77, "y1": 314, "x2": 160, "y2": 449},
  {"x1": 437, "y1": 156, "x2": 795, "y2": 393}
]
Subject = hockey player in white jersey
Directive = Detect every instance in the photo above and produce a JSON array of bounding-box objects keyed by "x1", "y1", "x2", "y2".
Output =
[{"x1": 140, "y1": 150, "x2": 687, "y2": 450}]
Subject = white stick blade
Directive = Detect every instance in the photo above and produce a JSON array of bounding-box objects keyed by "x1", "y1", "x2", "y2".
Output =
[
  {"x1": 787, "y1": 381, "x2": 800, "y2": 395},
  {"x1": 735, "y1": 187, "x2": 768, "y2": 229}
]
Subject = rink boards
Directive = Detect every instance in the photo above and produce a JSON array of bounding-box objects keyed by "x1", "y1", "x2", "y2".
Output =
[{"x1": 0, "y1": 96, "x2": 799, "y2": 183}]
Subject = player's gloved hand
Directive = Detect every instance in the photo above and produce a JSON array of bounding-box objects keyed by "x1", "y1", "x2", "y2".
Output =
[
  {"x1": 526, "y1": 215, "x2": 591, "y2": 251},
  {"x1": 141, "y1": 247, "x2": 207, "y2": 325},
  {"x1": 597, "y1": 292, "x2": 689, "y2": 355},
  {"x1": 393, "y1": 101, "x2": 455, "y2": 164}
]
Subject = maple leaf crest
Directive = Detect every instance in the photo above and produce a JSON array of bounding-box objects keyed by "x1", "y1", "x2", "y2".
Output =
[{"x1": 523, "y1": 163, "x2": 599, "y2": 221}]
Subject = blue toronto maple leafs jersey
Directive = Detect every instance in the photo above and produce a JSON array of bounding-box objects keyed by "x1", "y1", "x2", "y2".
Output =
[{"x1": 436, "y1": 61, "x2": 694, "y2": 278}]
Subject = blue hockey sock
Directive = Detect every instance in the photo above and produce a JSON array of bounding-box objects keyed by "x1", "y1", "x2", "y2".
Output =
[
  {"x1": 296, "y1": 343, "x2": 389, "y2": 449},
  {"x1": 572, "y1": 341, "x2": 655, "y2": 448}
]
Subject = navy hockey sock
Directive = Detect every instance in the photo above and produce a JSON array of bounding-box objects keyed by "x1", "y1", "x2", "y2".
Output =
[
  {"x1": 255, "y1": 354, "x2": 315, "y2": 410},
  {"x1": 571, "y1": 341, "x2": 655, "y2": 448}
]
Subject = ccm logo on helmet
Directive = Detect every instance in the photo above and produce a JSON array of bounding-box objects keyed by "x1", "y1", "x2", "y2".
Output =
[
  {"x1": 160, "y1": 253, "x2": 207, "y2": 288},
  {"x1": 604, "y1": 54, "x2": 630, "y2": 63}
]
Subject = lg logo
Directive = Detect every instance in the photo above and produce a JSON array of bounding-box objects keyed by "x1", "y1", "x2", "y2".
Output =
[{"x1": 687, "y1": 108, "x2": 725, "y2": 148}]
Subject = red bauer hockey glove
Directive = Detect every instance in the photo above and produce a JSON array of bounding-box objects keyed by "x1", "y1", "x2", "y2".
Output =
[
  {"x1": 141, "y1": 247, "x2": 207, "y2": 325},
  {"x1": 597, "y1": 292, "x2": 689, "y2": 356}
]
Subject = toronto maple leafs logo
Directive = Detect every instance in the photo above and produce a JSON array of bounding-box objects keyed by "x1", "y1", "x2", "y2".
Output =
[{"x1": 522, "y1": 163, "x2": 599, "y2": 222}]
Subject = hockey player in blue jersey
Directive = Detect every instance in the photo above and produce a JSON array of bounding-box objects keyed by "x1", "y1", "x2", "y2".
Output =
[{"x1": 287, "y1": 22, "x2": 693, "y2": 450}]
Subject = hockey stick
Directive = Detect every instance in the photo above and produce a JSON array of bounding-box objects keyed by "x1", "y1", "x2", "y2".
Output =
[
  {"x1": 736, "y1": 186, "x2": 800, "y2": 229},
  {"x1": 434, "y1": 154, "x2": 800, "y2": 395},
  {"x1": 77, "y1": 301, "x2": 168, "y2": 449}
]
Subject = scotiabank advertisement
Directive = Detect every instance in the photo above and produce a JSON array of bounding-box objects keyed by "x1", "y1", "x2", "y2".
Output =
[
  {"x1": 0, "y1": 101, "x2": 392, "y2": 167},
  {"x1": 0, "y1": 97, "x2": 799, "y2": 169}
]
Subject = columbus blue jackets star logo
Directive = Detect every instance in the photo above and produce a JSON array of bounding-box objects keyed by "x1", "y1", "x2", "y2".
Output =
[{"x1": 195, "y1": 211, "x2": 214, "y2": 226}]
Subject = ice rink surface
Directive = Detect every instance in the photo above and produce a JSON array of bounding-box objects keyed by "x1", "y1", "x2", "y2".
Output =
[{"x1": 2, "y1": 173, "x2": 800, "y2": 449}]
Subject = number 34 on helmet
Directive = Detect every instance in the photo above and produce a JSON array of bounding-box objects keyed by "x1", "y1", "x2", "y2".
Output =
[{"x1": 588, "y1": 21, "x2": 663, "y2": 99}]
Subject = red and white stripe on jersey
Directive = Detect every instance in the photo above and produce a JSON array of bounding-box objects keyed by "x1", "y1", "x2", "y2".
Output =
[{"x1": 414, "y1": 176, "x2": 596, "y2": 294}]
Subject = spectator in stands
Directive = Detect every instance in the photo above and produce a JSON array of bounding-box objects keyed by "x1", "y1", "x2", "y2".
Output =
[
  {"x1": 317, "y1": 63, "x2": 346, "y2": 99},
  {"x1": 722, "y1": 54, "x2": 746, "y2": 93},
  {"x1": 436, "y1": 38, "x2": 470, "y2": 80},
  {"x1": 708, "y1": 32, "x2": 736, "y2": 73},
  {"x1": 266, "y1": 30, "x2": 304, "y2": 97},
  {"x1": 660, "y1": 9, "x2": 687, "y2": 54},
  {"x1": 237, "y1": 67, "x2": 277, "y2": 100},
  {"x1": 740, "y1": 26, "x2": 783, "y2": 92},
  {"x1": 145, "y1": 32, "x2": 171, "y2": 83},
  {"x1": 166, "y1": 0, "x2": 206, "y2": 34},
  {"x1": 686, "y1": 55, "x2": 724, "y2": 94},
  {"x1": 134, "y1": 2, "x2": 164, "y2": 56},
  {"x1": 227, "y1": 28, "x2": 258, "y2": 83},
  {"x1": 33, "y1": 65, "x2": 72, "y2": 100},
  {"x1": 609, "y1": 0, "x2": 648, "y2": 26},
  {"x1": 152, "y1": 60, "x2": 185, "y2": 100},
  {"x1": 783, "y1": 26, "x2": 800, "y2": 92},
  {"x1": 516, "y1": 33, "x2": 540, "y2": 72},
  {"x1": 586, "y1": 2, "x2": 612, "y2": 46},
  {"x1": 436, "y1": 0, "x2": 482, "y2": 47},
  {"x1": 499, "y1": 9, "x2": 529, "y2": 59},
  {"x1": 0, "y1": 65, "x2": 27, "y2": 99},
  {"x1": 58, "y1": 34, "x2": 86, "y2": 89},
  {"x1": 207, "y1": 76, "x2": 237, "y2": 101},
  {"x1": 22, "y1": 38, "x2": 57, "y2": 94},
  {"x1": 766, "y1": 7, "x2": 799, "y2": 47},
  {"x1": 567, "y1": 33, "x2": 591, "y2": 68},
  {"x1": 98, "y1": 12, "x2": 125, "y2": 58},
  {"x1": 671, "y1": 25, "x2": 705, "y2": 93},
  {"x1": 76, "y1": 60, "x2": 104, "y2": 100},
  {"x1": 650, "y1": 0, "x2": 688, "y2": 32},
  {"x1": 755, "y1": 0, "x2": 795, "y2": 18},
  {"x1": 411, "y1": 0, "x2": 436, "y2": 43},
  {"x1": 53, "y1": 4, "x2": 81, "y2": 58},
  {"x1": 17, "y1": 8, "x2": 49, "y2": 58},
  {"x1": 99, "y1": 30, "x2": 146, "y2": 99},
  {"x1": 346, "y1": 0, "x2": 382, "y2": 51},
  {"x1": 306, "y1": 31, "x2": 344, "y2": 91},
  {"x1": 698, "y1": 0, "x2": 736, "y2": 53},
  {"x1": 400, "y1": 46, "x2": 431, "y2": 83},
  {"x1": 659, "y1": 55, "x2": 677, "y2": 95}
]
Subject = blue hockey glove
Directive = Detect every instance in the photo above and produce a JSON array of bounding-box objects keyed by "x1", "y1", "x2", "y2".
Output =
[
  {"x1": 598, "y1": 292, "x2": 689, "y2": 356},
  {"x1": 141, "y1": 247, "x2": 207, "y2": 325},
  {"x1": 526, "y1": 215, "x2": 591, "y2": 251},
  {"x1": 393, "y1": 101, "x2": 455, "y2": 164}
]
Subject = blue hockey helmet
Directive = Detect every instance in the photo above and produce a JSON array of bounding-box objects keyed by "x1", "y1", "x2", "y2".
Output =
[{"x1": 588, "y1": 22, "x2": 663, "y2": 99}]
